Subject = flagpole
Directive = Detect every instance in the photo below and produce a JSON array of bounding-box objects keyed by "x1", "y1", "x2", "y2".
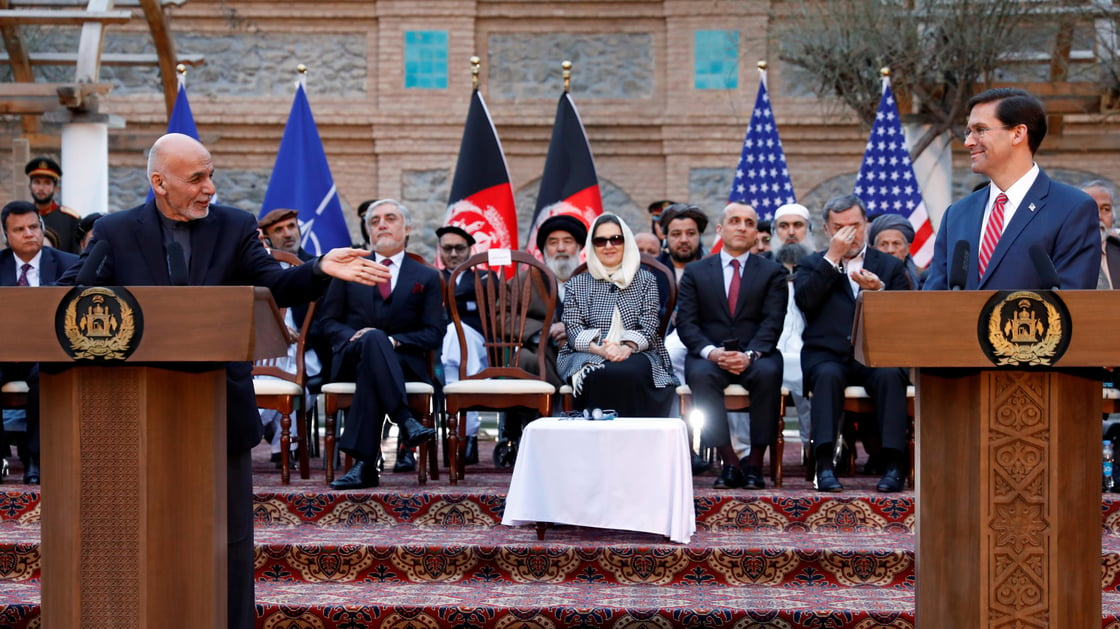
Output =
[
  {"x1": 176, "y1": 63, "x2": 186, "y2": 89},
  {"x1": 881, "y1": 66, "x2": 890, "y2": 94},
  {"x1": 471, "y1": 55, "x2": 480, "y2": 90},
  {"x1": 562, "y1": 60, "x2": 572, "y2": 93},
  {"x1": 757, "y1": 60, "x2": 767, "y2": 85},
  {"x1": 297, "y1": 63, "x2": 308, "y2": 90}
]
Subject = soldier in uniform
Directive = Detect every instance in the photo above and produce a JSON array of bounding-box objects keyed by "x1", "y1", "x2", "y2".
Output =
[{"x1": 26, "y1": 157, "x2": 82, "y2": 254}]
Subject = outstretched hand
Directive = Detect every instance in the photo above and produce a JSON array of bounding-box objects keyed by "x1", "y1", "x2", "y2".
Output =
[{"x1": 319, "y1": 248, "x2": 390, "y2": 286}]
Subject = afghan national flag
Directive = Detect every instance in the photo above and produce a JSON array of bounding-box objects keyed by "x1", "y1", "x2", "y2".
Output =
[
  {"x1": 525, "y1": 92, "x2": 602, "y2": 257},
  {"x1": 444, "y1": 89, "x2": 518, "y2": 257}
]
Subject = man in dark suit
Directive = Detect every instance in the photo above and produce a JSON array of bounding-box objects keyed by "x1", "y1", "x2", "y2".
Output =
[
  {"x1": 676, "y1": 202, "x2": 787, "y2": 490},
  {"x1": 794, "y1": 194, "x2": 910, "y2": 493},
  {"x1": 0, "y1": 200, "x2": 80, "y2": 484},
  {"x1": 924, "y1": 88, "x2": 1099, "y2": 291},
  {"x1": 57, "y1": 133, "x2": 386, "y2": 629},
  {"x1": 319, "y1": 199, "x2": 442, "y2": 490}
]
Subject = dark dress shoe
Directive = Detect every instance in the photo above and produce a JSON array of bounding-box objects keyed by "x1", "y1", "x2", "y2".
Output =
[
  {"x1": 876, "y1": 466, "x2": 904, "y2": 493},
  {"x1": 464, "y1": 436, "x2": 479, "y2": 465},
  {"x1": 691, "y1": 452, "x2": 710, "y2": 475},
  {"x1": 23, "y1": 459, "x2": 39, "y2": 485},
  {"x1": 815, "y1": 468, "x2": 843, "y2": 492},
  {"x1": 398, "y1": 416, "x2": 436, "y2": 448},
  {"x1": 713, "y1": 464, "x2": 746, "y2": 489},
  {"x1": 741, "y1": 464, "x2": 766, "y2": 490},
  {"x1": 393, "y1": 449, "x2": 416, "y2": 473},
  {"x1": 330, "y1": 460, "x2": 379, "y2": 490}
]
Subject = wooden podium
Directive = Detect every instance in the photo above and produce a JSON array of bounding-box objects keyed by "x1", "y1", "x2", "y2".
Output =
[
  {"x1": 0, "y1": 286, "x2": 288, "y2": 628},
  {"x1": 854, "y1": 290, "x2": 1106, "y2": 628}
]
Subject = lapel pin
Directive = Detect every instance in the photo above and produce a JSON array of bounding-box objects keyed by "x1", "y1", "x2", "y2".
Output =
[{"x1": 1028, "y1": 203, "x2": 1037, "y2": 212}]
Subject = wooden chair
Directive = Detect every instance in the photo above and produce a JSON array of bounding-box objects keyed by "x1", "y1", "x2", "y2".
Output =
[
  {"x1": 322, "y1": 251, "x2": 442, "y2": 486},
  {"x1": 252, "y1": 249, "x2": 315, "y2": 484},
  {"x1": 676, "y1": 385, "x2": 786, "y2": 487},
  {"x1": 443, "y1": 250, "x2": 558, "y2": 484},
  {"x1": 559, "y1": 253, "x2": 678, "y2": 412}
]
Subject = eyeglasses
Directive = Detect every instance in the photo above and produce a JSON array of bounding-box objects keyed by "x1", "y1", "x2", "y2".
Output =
[
  {"x1": 440, "y1": 244, "x2": 469, "y2": 254},
  {"x1": 592, "y1": 234, "x2": 625, "y2": 248},
  {"x1": 960, "y1": 125, "x2": 1016, "y2": 141}
]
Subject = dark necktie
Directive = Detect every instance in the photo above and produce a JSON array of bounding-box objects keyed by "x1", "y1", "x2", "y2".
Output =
[
  {"x1": 16, "y1": 263, "x2": 31, "y2": 286},
  {"x1": 979, "y1": 193, "x2": 1008, "y2": 278},
  {"x1": 727, "y1": 259, "x2": 741, "y2": 314},
  {"x1": 379, "y1": 259, "x2": 393, "y2": 300}
]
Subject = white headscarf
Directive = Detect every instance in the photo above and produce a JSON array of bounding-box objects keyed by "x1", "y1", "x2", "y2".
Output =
[{"x1": 585, "y1": 213, "x2": 640, "y2": 290}]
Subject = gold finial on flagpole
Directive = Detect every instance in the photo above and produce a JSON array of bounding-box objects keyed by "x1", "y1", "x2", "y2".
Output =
[
  {"x1": 296, "y1": 63, "x2": 308, "y2": 89},
  {"x1": 757, "y1": 61, "x2": 767, "y2": 72},
  {"x1": 471, "y1": 56, "x2": 481, "y2": 91},
  {"x1": 298, "y1": 64, "x2": 308, "y2": 75},
  {"x1": 880, "y1": 66, "x2": 890, "y2": 78},
  {"x1": 176, "y1": 64, "x2": 186, "y2": 76},
  {"x1": 562, "y1": 60, "x2": 572, "y2": 93}
]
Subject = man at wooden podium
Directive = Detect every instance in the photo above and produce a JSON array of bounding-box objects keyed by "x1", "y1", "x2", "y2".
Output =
[
  {"x1": 924, "y1": 88, "x2": 1099, "y2": 291},
  {"x1": 58, "y1": 133, "x2": 388, "y2": 629}
]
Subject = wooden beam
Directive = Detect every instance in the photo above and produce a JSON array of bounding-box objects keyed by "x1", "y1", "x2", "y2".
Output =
[
  {"x1": 0, "y1": 0, "x2": 37, "y2": 134},
  {"x1": 0, "y1": 82, "x2": 111, "y2": 97},
  {"x1": 0, "y1": 9, "x2": 131, "y2": 25},
  {"x1": 0, "y1": 51, "x2": 203, "y2": 65},
  {"x1": 9, "y1": 0, "x2": 186, "y2": 6},
  {"x1": 138, "y1": 0, "x2": 177, "y2": 116}
]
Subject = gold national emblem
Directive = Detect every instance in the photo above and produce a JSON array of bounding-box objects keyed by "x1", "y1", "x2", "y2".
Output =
[
  {"x1": 984, "y1": 290, "x2": 1065, "y2": 367},
  {"x1": 60, "y1": 287, "x2": 139, "y2": 360}
]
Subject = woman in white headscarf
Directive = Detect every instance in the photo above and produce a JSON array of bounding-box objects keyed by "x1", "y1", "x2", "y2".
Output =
[{"x1": 557, "y1": 213, "x2": 677, "y2": 417}]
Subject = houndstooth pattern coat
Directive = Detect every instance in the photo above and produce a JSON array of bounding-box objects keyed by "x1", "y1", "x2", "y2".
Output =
[{"x1": 556, "y1": 268, "x2": 677, "y2": 388}]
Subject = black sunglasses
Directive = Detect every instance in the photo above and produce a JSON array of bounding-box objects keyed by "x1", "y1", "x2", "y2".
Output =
[{"x1": 592, "y1": 234, "x2": 625, "y2": 247}]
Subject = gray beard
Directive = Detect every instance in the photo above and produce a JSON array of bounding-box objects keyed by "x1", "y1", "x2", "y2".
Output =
[
  {"x1": 773, "y1": 240, "x2": 810, "y2": 267},
  {"x1": 546, "y1": 254, "x2": 579, "y2": 281}
]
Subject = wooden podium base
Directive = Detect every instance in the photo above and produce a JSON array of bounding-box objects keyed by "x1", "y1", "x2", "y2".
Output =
[
  {"x1": 917, "y1": 369, "x2": 1100, "y2": 627},
  {"x1": 40, "y1": 366, "x2": 228, "y2": 628}
]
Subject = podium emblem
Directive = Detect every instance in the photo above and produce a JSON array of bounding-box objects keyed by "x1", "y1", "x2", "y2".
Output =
[
  {"x1": 979, "y1": 290, "x2": 1070, "y2": 367},
  {"x1": 56, "y1": 286, "x2": 143, "y2": 360}
]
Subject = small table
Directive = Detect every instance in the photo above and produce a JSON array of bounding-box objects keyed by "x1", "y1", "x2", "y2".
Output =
[{"x1": 501, "y1": 417, "x2": 696, "y2": 544}]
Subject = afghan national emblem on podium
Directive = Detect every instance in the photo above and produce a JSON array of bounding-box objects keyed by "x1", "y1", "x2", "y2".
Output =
[
  {"x1": 56, "y1": 286, "x2": 143, "y2": 360},
  {"x1": 979, "y1": 290, "x2": 1070, "y2": 367}
]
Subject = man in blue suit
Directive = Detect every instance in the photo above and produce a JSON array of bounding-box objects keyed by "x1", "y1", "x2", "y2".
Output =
[
  {"x1": 58, "y1": 133, "x2": 387, "y2": 629},
  {"x1": 677, "y1": 202, "x2": 787, "y2": 490},
  {"x1": 924, "y1": 88, "x2": 1099, "y2": 290},
  {"x1": 319, "y1": 199, "x2": 442, "y2": 491},
  {"x1": 795, "y1": 194, "x2": 911, "y2": 493},
  {"x1": 0, "y1": 200, "x2": 80, "y2": 484}
]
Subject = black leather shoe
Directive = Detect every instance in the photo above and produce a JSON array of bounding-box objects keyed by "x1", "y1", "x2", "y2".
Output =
[
  {"x1": 393, "y1": 449, "x2": 416, "y2": 473},
  {"x1": 713, "y1": 464, "x2": 746, "y2": 489},
  {"x1": 464, "y1": 436, "x2": 479, "y2": 465},
  {"x1": 876, "y1": 466, "x2": 904, "y2": 493},
  {"x1": 330, "y1": 460, "x2": 379, "y2": 490},
  {"x1": 398, "y1": 416, "x2": 436, "y2": 448},
  {"x1": 691, "y1": 452, "x2": 710, "y2": 475},
  {"x1": 741, "y1": 464, "x2": 766, "y2": 490},
  {"x1": 815, "y1": 468, "x2": 843, "y2": 492}
]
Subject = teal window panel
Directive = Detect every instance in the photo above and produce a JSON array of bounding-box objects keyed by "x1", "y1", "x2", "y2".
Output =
[
  {"x1": 694, "y1": 30, "x2": 739, "y2": 90},
  {"x1": 405, "y1": 30, "x2": 448, "y2": 89}
]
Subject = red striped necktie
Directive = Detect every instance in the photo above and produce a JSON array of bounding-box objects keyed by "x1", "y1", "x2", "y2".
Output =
[{"x1": 978, "y1": 193, "x2": 1007, "y2": 278}]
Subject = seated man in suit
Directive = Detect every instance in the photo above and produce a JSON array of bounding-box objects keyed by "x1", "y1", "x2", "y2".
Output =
[
  {"x1": 320, "y1": 199, "x2": 442, "y2": 490},
  {"x1": 0, "y1": 200, "x2": 79, "y2": 484},
  {"x1": 676, "y1": 202, "x2": 787, "y2": 490},
  {"x1": 794, "y1": 194, "x2": 910, "y2": 493}
]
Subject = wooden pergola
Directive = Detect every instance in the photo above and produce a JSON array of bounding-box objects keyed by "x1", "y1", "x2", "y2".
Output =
[{"x1": 0, "y1": 0, "x2": 203, "y2": 127}]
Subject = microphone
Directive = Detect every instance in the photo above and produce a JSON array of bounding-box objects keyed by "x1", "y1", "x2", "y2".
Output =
[
  {"x1": 949, "y1": 240, "x2": 970, "y2": 291},
  {"x1": 75, "y1": 240, "x2": 111, "y2": 286},
  {"x1": 167, "y1": 241, "x2": 189, "y2": 286},
  {"x1": 1029, "y1": 244, "x2": 1060, "y2": 290}
]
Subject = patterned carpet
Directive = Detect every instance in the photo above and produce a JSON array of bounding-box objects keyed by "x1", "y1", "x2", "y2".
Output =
[{"x1": 3, "y1": 438, "x2": 1120, "y2": 627}]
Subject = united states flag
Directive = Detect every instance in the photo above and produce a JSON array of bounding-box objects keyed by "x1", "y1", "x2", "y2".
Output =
[
  {"x1": 853, "y1": 77, "x2": 934, "y2": 266},
  {"x1": 729, "y1": 73, "x2": 796, "y2": 221}
]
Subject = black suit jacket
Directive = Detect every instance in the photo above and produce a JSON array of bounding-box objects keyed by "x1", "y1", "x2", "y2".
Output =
[
  {"x1": 793, "y1": 248, "x2": 908, "y2": 357},
  {"x1": 676, "y1": 253, "x2": 788, "y2": 358},
  {"x1": 0, "y1": 247, "x2": 79, "y2": 286},
  {"x1": 318, "y1": 252, "x2": 443, "y2": 383},
  {"x1": 58, "y1": 200, "x2": 330, "y2": 453}
]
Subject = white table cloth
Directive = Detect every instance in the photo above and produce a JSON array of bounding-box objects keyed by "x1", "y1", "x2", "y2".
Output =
[{"x1": 501, "y1": 417, "x2": 696, "y2": 544}]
